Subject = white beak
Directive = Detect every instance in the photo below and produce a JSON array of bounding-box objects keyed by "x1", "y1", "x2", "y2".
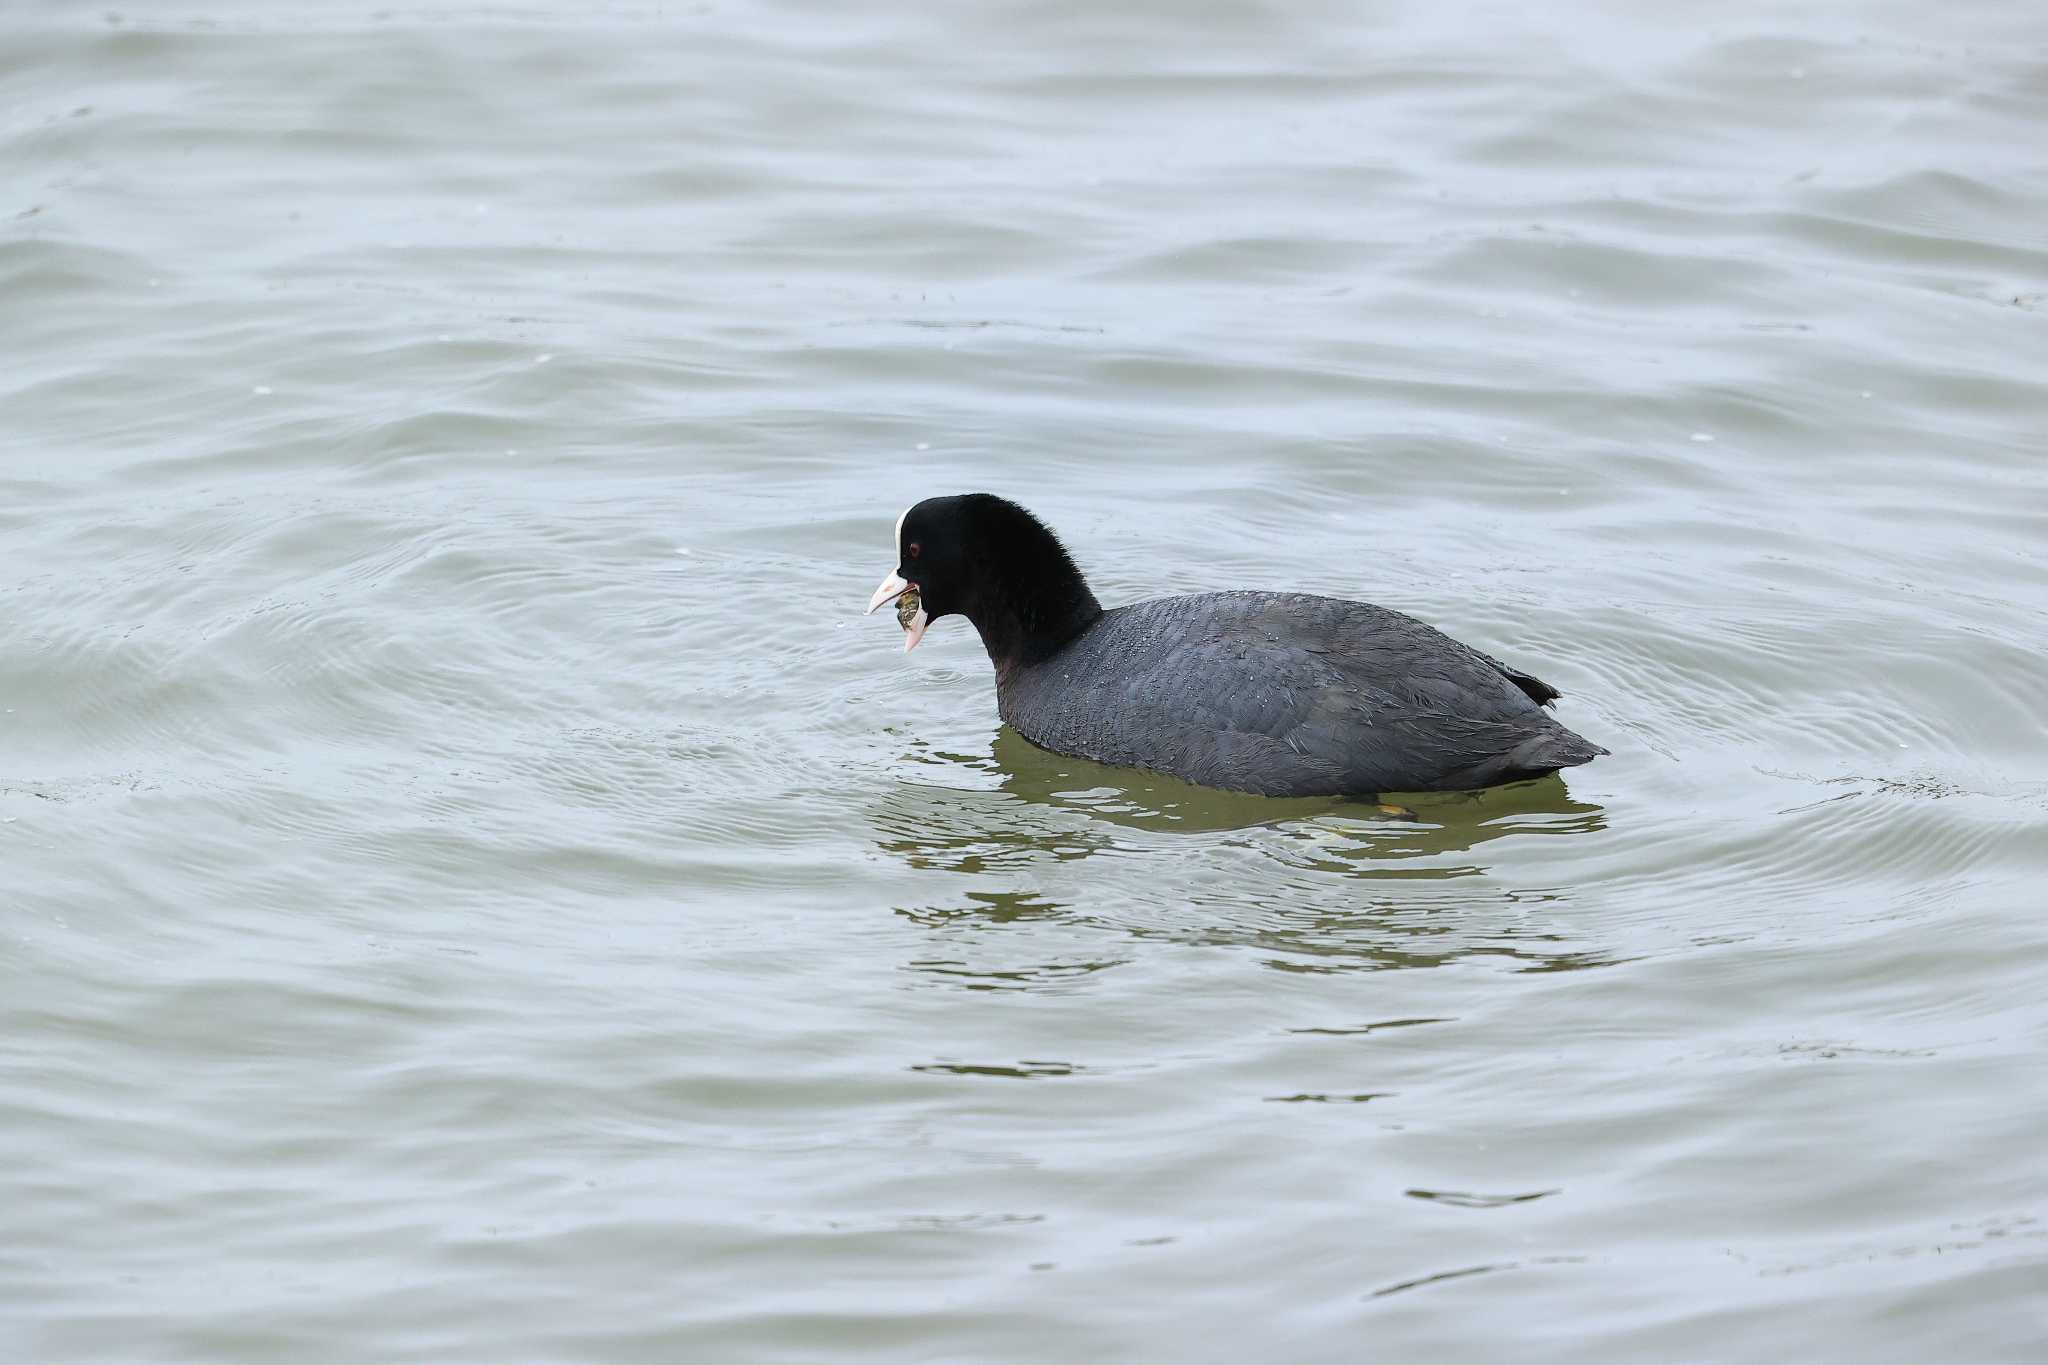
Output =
[
  {"x1": 866, "y1": 572, "x2": 909, "y2": 615},
  {"x1": 865, "y1": 570, "x2": 931, "y2": 653}
]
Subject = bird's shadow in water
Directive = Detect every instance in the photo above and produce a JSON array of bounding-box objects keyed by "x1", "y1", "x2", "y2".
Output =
[{"x1": 872, "y1": 727, "x2": 1615, "y2": 986}]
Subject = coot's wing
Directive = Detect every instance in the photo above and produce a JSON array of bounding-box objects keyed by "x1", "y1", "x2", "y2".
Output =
[
  {"x1": 1010, "y1": 592, "x2": 1595, "y2": 797},
  {"x1": 1095, "y1": 629, "x2": 1363, "y2": 795},
  {"x1": 1104, "y1": 594, "x2": 1575, "y2": 794}
]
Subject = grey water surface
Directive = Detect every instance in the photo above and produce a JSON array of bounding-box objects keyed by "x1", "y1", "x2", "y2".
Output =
[{"x1": 4, "y1": 1, "x2": 2046, "y2": 1360}]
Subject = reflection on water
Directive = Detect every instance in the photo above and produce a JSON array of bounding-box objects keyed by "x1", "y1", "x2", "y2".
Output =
[
  {"x1": 909, "y1": 1060, "x2": 1085, "y2": 1079},
  {"x1": 873, "y1": 726, "x2": 1617, "y2": 986},
  {"x1": 885, "y1": 725, "x2": 1610, "y2": 848},
  {"x1": 982, "y1": 725, "x2": 1358, "y2": 834}
]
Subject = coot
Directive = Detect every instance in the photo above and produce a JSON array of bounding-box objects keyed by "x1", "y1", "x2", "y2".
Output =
[{"x1": 865, "y1": 494, "x2": 1606, "y2": 797}]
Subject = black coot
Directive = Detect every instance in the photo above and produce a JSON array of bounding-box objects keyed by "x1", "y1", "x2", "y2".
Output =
[{"x1": 865, "y1": 494, "x2": 1606, "y2": 797}]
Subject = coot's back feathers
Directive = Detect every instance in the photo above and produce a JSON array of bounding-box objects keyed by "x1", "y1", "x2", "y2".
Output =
[{"x1": 997, "y1": 590, "x2": 1604, "y2": 797}]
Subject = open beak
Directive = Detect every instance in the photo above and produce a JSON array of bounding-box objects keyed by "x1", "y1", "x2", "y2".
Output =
[
  {"x1": 865, "y1": 571, "x2": 930, "y2": 653},
  {"x1": 866, "y1": 572, "x2": 909, "y2": 615}
]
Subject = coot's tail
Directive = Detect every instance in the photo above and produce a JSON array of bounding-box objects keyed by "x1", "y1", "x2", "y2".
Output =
[
  {"x1": 1511, "y1": 724, "x2": 1607, "y2": 777},
  {"x1": 1430, "y1": 722, "x2": 1604, "y2": 792}
]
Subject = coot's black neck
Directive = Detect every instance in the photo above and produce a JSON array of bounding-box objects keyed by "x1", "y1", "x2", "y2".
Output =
[
  {"x1": 966, "y1": 578, "x2": 1103, "y2": 676},
  {"x1": 956, "y1": 509, "x2": 1103, "y2": 676}
]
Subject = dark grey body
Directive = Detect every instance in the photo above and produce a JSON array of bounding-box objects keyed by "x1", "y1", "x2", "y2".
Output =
[{"x1": 996, "y1": 590, "x2": 1605, "y2": 797}]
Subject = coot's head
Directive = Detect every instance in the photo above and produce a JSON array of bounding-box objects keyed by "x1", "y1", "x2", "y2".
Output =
[{"x1": 864, "y1": 494, "x2": 1102, "y2": 670}]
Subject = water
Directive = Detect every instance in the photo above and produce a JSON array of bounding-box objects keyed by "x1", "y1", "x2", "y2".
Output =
[{"x1": 5, "y1": 1, "x2": 2045, "y2": 1359}]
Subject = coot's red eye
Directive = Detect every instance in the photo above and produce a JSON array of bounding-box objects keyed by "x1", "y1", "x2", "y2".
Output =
[{"x1": 907, "y1": 542, "x2": 921, "y2": 559}]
